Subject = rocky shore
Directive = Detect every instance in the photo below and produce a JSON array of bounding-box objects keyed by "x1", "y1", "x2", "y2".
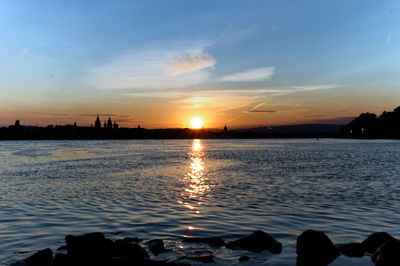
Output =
[{"x1": 10, "y1": 229, "x2": 399, "y2": 266}]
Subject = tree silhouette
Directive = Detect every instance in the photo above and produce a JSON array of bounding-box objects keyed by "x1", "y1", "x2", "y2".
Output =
[{"x1": 342, "y1": 106, "x2": 400, "y2": 138}]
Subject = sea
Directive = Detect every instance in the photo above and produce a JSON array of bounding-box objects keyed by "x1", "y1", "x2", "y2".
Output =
[{"x1": 1, "y1": 139, "x2": 400, "y2": 265}]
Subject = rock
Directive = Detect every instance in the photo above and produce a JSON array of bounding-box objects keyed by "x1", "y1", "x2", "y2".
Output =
[
  {"x1": 296, "y1": 230, "x2": 339, "y2": 266},
  {"x1": 372, "y1": 238, "x2": 400, "y2": 266},
  {"x1": 23, "y1": 248, "x2": 53, "y2": 266},
  {"x1": 238, "y1": 255, "x2": 250, "y2": 262},
  {"x1": 56, "y1": 245, "x2": 67, "y2": 251},
  {"x1": 362, "y1": 232, "x2": 395, "y2": 254},
  {"x1": 147, "y1": 239, "x2": 170, "y2": 256},
  {"x1": 182, "y1": 237, "x2": 225, "y2": 247},
  {"x1": 65, "y1": 232, "x2": 112, "y2": 257},
  {"x1": 337, "y1": 243, "x2": 365, "y2": 257},
  {"x1": 110, "y1": 239, "x2": 150, "y2": 259},
  {"x1": 226, "y1": 230, "x2": 282, "y2": 254},
  {"x1": 54, "y1": 254, "x2": 73, "y2": 266},
  {"x1": 64, "y1": 232, "x2": 148, "y2": 265},
  {"x1": 70, "y1": 255, "x2": 189, "y2": 266},
  {"x1": 122, "y1": 237, "x2": 143, "y2": 243}
]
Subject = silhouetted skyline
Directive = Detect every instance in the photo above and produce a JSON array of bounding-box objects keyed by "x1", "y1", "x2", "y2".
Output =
[
  {"x1": 0, "y1": 114, "x2": 345, "y2": 140},
  {"x1": 4, "y1": 106, "x2": 400, "y2": 140}
]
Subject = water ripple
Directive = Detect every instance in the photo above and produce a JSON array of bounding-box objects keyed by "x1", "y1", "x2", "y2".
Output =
[{"x1": 1, "y1": 139, "x2": 400, "y2": 265}]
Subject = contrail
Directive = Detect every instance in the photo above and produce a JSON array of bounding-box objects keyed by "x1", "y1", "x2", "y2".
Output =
[
  {"x1": 226, "y1": 114, "x2": 243, "y2": 124},
  {"x1": 225, "y1": 102, "x2": 266, "y2": 125},
  {"x1": 249, "y1": 102, "x2": 265, "y2": 111}
]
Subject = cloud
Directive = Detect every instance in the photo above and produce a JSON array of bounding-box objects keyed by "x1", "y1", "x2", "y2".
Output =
[
  {"x1": 80, "y1": 113, "x2": 116, "y2": 117},
  {"x1": 219, "y1": 67, "x2": 275, "y2": 82},
  {"x1": 80, "y1": 114, "x2": 131, "y2": 118},
  {"x1": 259, "y1": 84, "x2": 341, "y2": 97},
  {"x1": 247, "y1": 110, "x2": 277, "y2": 113},
  {"x1": 87, "y1": 47, "x2": 214, "y2": 90},
  {"x1": 288, "y1": 84, "x2": 341, "y2": 92},
  {"x1": 51, "y1": 113, "x2": 70, "y2": 117},
  {"x1": 114, "y1": 119, "x2": 145, "y2": 123},
  {"x1": 386, "y1": 33, "x2": 392, "y2": 43},
  {"x1": 18, "y1": 48, "x2": 29, "y2": 58},
  {"x1": 171, "y1": 96, "x2": 214, "y2": 109},
  {"x1": 166, "y1": 53, "x2": 215, "y2": 75}
]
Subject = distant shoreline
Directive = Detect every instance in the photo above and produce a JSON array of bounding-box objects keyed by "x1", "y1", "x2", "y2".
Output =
[{"x1": 0, "y1": 123, "x2": 344, "y2": 140}]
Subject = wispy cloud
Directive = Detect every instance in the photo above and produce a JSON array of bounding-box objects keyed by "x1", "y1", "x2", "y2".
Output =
[
  {"x1": 247, "y1": 110, "x2": 277, "y2": 113},
  {"x1": 114, "y1": 119, "x2": 145, "y2": 123},
  {"x1": 51, "y1": 113, "x2": 70, "y2": 117},
  {"x1": 265, "y1": 84, "x2": 341, "y2": 96},
  {"x1": 80, "y1": 113, "x2": 116, "y2": 117},
  {"x1": 219, "y1": 67, "x2": 275, "y2": 82},
  {"x1": 288, "y1": 84, "x2": 341, "y2": 92},
  {"x1": 171, "y1": 96, "x2": 214, "y2": 109},
  {"x1": 87, "y1": 47, "x2": 214, "y2": 90},
  {"x1": 80, "y1": 114, "x2": 130, "y2": 118},
  {"x1": 166, "y1": 53, "x2": 215, "y2": 75},
  {"x1": 386, "y1": 33, "x2": 392, "y2": 43},
  {"x1": 227, "y1": 102, "x2": 273, "y2": 124},
  {"x1": 18, "y1": 48, "x2": 29, "y2": 58}
]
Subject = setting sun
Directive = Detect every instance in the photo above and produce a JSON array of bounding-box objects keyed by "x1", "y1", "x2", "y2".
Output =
[{"x1": 190, "y1": 117, "x2": 204, "y2": 129}]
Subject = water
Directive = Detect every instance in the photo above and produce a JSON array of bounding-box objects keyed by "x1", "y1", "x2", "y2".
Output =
[{"x1": 1, "y1": 139, "x2": 400, "y2": 265}]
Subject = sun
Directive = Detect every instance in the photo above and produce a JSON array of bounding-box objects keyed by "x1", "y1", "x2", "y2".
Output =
[{"x1": 190, "y1": 117, "x2": 204, "y2": 129}]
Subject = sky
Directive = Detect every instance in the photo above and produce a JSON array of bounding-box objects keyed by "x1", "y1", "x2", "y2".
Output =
[{"x1": 1, "y1": 0, "x2": 400, "y2": 128}]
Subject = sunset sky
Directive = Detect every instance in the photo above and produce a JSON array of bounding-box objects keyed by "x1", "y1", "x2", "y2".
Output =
[{"x1": 1, "y1": 0, "x2": 400, "y2": 128}]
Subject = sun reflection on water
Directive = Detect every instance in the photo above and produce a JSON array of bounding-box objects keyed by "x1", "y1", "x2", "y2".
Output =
[
  {"x1": 185, "y1": 139, "x2": 208, "y2": 196},
  {"x1": 181, "y1": 139, "x2": 210, "y2": 213}
]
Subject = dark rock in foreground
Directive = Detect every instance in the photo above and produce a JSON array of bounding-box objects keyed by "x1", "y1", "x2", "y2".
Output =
[
  {"x1": 226, "y1": 230, "x2": 282, "y2": 253},
  {"x1": 23, "y1": 248, "x2": 53, "y2": 266},
  {"x1": 54, "y1": 253, "x2": 72, "y2": 266},
  {"x1": 362, "y1": 232, "x2": 395, "y2": 254},
  {"x1": 111, "y1": 239, "x2": 149, "y2": 259},
  {"x1": 337, "y1": 243, "x2": 365, "y2": 257},
  {"x1": 17, "y1": 232, "x2": 189, "y2": 266},
  {"x1": 65, "y1": 232, "x2": 112, "y2": 257},
  {"x1": 182, "y1": 237, "x2": 225, "y2": 247},
  {"x1": 296, "y1": 229, "x2": 339, "y2": 266},
  {"x1": 17, "y1": 229, "x2": 400, "y2": 266},
  {"x1": 238, "y1": 255, "x2": 250, "y2": 262},
  {"x1": 372, "y1": 238, "x2": 400, "y2": 266},
  {"x1": 147, "y1": 239, "x2": 170, "y2": 256}
]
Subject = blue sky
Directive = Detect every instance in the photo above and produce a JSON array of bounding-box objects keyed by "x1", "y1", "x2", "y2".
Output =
[{"x1": 1, "y1": 0, "x2": 400, "y2": 128}]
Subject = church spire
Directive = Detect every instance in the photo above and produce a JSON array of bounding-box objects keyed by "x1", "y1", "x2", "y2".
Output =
[{"x1": 94, "y1": 116, "x2": 101, "y2": 128}]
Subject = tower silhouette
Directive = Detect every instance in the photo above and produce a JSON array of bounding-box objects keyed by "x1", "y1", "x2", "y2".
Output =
[
  {"x1": 94, "y1": 116, "x2": 101, "y2": 129},
  {"x1": 107, "y1": 117, "x2": 113, "y2": 129}
]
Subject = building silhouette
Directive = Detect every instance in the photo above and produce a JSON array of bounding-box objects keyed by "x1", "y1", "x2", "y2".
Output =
[
  {"x1": 94, "y1": 116, "x2": 118, "y2": 130},
  {"x1": 94, "y1": 116, "x2": 101, "y2": 129},
  {"x1": 107, "y1": 117, "x2": 112, "y2": 129}
]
